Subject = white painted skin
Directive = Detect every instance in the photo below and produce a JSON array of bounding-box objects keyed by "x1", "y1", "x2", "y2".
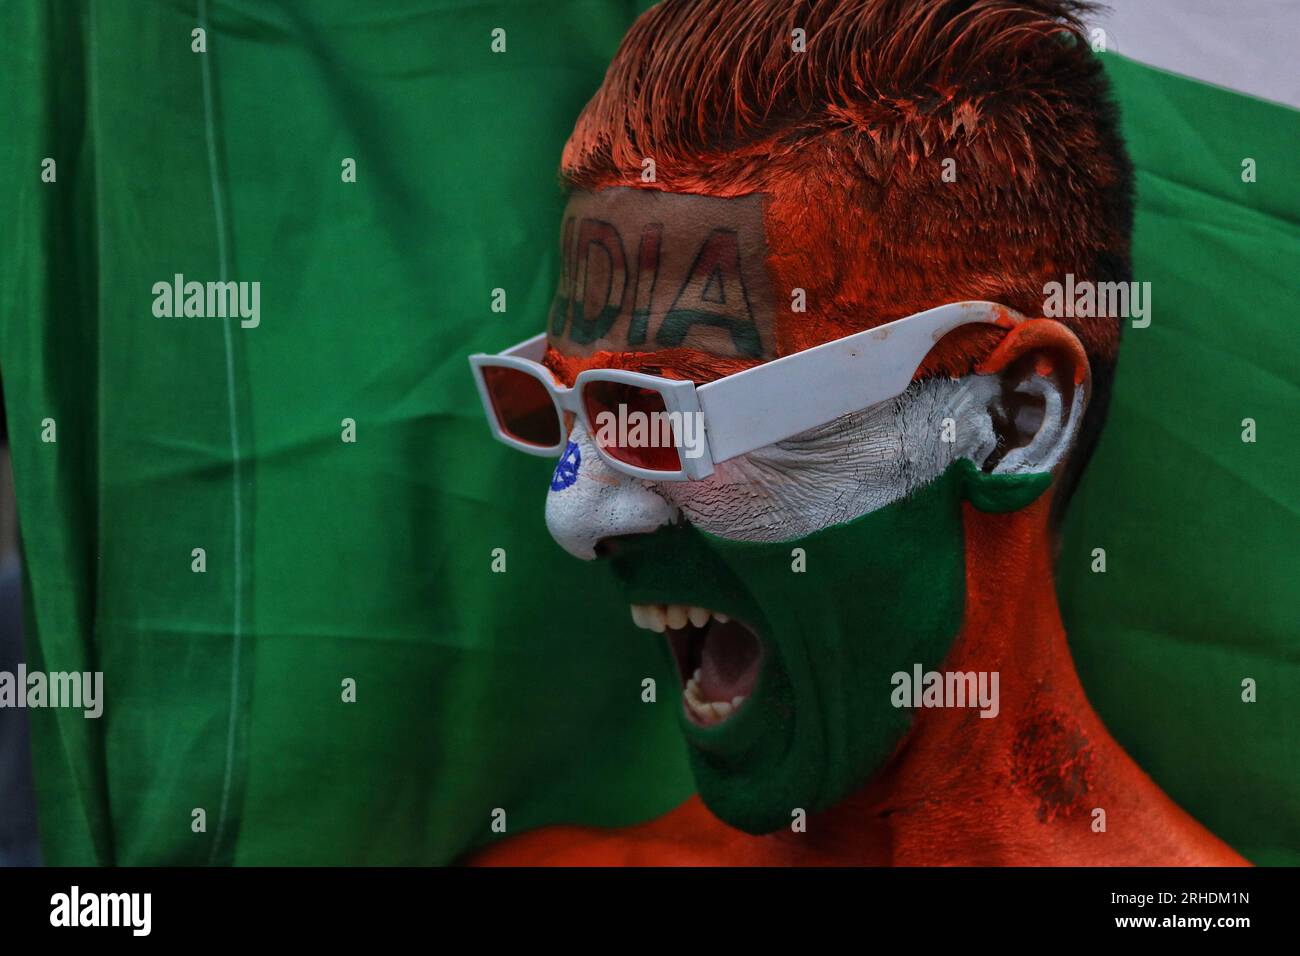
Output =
[
  {"x1": 546, "y1": 374, "x2": 1008, "y2": 558},
  {"x1": 546, "y1": 367, "x2": 1084, "y2": 558}
]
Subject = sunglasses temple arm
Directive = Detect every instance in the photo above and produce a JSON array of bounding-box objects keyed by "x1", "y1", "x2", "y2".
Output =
[
  {"x1": 697, "y1": 358, "x2": 919, "y2": 463},
  {"x1": 698, "y1": 304, "x2": 1005, "y2": 463}
]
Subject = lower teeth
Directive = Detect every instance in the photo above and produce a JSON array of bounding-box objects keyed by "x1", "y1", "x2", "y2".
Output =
[{"x1": 684, "y1": 677, "x2": 746, "y2": 721}]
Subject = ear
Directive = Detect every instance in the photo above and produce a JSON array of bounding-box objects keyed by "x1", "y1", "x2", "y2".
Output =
[{"x1": 970, "y1": 318, "x2": 1091, "y2": 477}]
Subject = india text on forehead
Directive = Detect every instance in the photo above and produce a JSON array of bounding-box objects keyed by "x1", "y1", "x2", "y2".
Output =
[{"x1": 549, "y1": 189, "x2": 776, "y2": 359}]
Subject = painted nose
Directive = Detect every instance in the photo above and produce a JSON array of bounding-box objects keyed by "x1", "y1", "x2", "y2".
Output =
[{"x1": 545, "y1": 423, "x2": 678, "y2": 560}]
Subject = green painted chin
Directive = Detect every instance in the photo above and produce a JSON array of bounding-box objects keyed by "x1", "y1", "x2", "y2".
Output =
[{"x1": 608, "y1": 460, "x2": 1050, "y2": 835}]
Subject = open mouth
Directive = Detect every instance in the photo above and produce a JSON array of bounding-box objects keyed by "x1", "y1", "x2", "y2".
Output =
[{"x1": 630, "y1": 604, "x2": 764, "y2": 727}]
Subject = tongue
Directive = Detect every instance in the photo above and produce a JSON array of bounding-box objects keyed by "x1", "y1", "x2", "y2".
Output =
[{"x1": 698, "y1": 619, "x2": 762, "y2": 702}]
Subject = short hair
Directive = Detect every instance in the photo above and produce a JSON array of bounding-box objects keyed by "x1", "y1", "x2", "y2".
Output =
[{"x1": 562, "y1": 0, "x2": 1134, "y2": 523}]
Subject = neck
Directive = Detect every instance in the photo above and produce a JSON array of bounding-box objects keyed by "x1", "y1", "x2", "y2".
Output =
[{"x1": 783, "y1": 495, "x2": 1246, "y2": 865}]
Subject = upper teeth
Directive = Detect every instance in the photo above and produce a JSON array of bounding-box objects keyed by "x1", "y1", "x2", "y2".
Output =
[{"x1": 629, "y1": 604, "x2": 730, "y2": 634}]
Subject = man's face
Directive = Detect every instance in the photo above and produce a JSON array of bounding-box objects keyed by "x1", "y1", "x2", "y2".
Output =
[{"x1": 542, "y1": 187, "x2": 990, "y2": 833}]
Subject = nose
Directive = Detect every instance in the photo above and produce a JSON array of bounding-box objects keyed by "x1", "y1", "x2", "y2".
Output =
[{"x1": 545, "y1": 422, "x2": 678, "y2": 560}]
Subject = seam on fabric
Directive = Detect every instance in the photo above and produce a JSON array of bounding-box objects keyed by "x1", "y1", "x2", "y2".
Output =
[
  {"x1": 197, "y1": 0, "x2": 244, "y2": 866},
  {"x1": 87, "y1": 0, "x2": 119, "y2": 868}
]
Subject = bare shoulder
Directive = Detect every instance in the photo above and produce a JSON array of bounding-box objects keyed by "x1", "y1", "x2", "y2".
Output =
[{"x1": 466, "y1": 798, "x2": 740, "y2": 866}]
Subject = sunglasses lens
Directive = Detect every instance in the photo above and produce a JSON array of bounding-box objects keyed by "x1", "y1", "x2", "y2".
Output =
[
  {"x1": 581, "y1": 380, "x2": 682, "y2": 473},
  {"x1": 481, "y1": 366, "x2": 561, "y2": 448}
]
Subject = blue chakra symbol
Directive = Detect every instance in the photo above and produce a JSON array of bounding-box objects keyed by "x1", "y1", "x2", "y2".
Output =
[{"x1": 551, "y1": 440, "x2": 581, "y2": 491}]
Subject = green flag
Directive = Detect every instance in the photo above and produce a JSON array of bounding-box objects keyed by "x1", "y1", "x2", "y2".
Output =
[
  {"x1": 1, "y1": 2, "x2": 1294, "y2": 866},
  {"x1": 1058, "y1": 54, "x2": 1299, "y2": 867}
]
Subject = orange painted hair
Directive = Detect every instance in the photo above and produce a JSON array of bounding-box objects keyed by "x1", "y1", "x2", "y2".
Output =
[{"x1": 562, "y1": 0, "x2": 1134, "y2": 520}]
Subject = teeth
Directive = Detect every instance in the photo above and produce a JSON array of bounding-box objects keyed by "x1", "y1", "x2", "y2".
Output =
[
  {"x1": 629, "y1": 604, "x2": 733, "y2": 634},
  {"x1": 684, "y1": 676, "x2": 747, "y2": 724},
  {"x1": 628, "y1": 604, "x2": 749, "y2": 726}
]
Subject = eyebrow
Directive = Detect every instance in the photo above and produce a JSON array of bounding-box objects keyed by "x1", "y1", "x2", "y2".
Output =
[{"x1": 542, "y1": 345, "x2": 763, "y2": 388}]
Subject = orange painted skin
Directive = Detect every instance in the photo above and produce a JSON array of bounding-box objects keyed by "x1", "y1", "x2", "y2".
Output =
[{"x1": 472, "y1": 336, "x2": 1250, "y2": 867}]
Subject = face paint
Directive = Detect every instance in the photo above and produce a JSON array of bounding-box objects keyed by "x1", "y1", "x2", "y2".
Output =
[
  {"x1": 653, "y1": 376, "x2": 1001, "y2": 543},
  {"x1": 606, "y1": 458, "x2": 1050, "y2": 834},
  {"x1": 547, "y1": 188, "x2": 777, "y2": 361},
  {"x1": 544, "y1": 370, "x2": 1002, "y2": 557},
  {"x1": 551, "y1": 440, "x2": 581, "y2": 491},
  {"x1": 539, "y1": 185, "x2": 1053, "y2": 832}
]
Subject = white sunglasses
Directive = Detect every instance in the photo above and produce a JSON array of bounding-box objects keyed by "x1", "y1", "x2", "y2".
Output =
[{"x1": 468, "y1": 300, "x2": 1018, "y2": 481}]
